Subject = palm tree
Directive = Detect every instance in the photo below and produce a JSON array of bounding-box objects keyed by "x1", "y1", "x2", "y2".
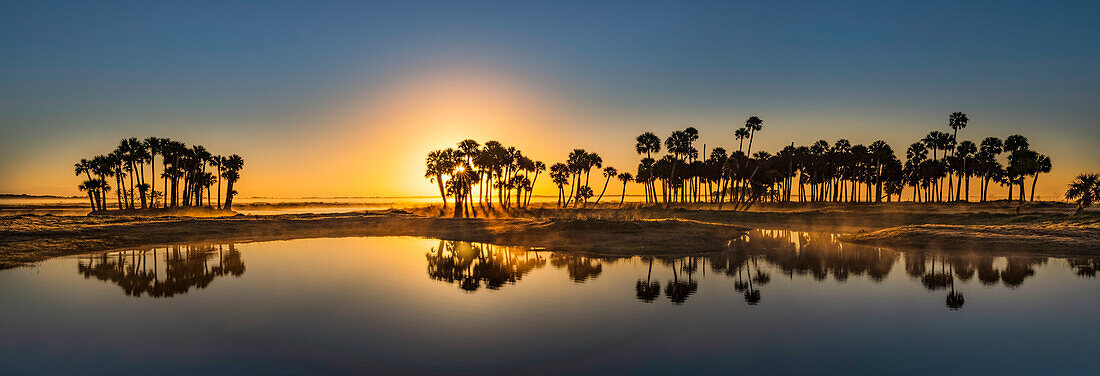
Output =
[
  {"x1": 550, "y1": 162, "x2": 570, "y2": 207},
  {"x1": 955, "y1": 140, "x2": 977, "y2": 201},
  {"x1": 78, "y1": 180, "x2": 98, "y2": 211},
  {"x1": 1066, "y1": 173, "x2": 1100, "y2": 212},
  {"x1": 523, "y1": 161, "x2": 544, "y2": 206},
  {"x1": 734, "y1": 128, "x2": 750, "y2": 153},
  {"x1": 617, "y1": 172, "x2": 633, "y2": 207},
  {"x1": 594, "y1": 166, "x2": 617, "y2": 204},
  {"x1": 868, "y1": 140, "x2": 893, "y2": 202},
  {"x1": 635, "y1": 132, "x2": 661, "y2": 159},
  {"x1": 635, "y1": 132, "x2": 661, "y2": 204},
  {"x1": 743, "y1": 116, "x2": 763, "y2": 156},
  {"x1": 213, "y1": 155, "x2": 225, "y2": 209},
  {"x1": 1029, "y1": 154, "x2": 1051, "y2": 201},
  {"x1": 144, "y1": 137, "x2": 162, "y2": 208},
  {"x1": 425, "y1": 149, "x2": 451, "y2": 208},
  {"x1": 978, "y1": 137, "x2": 1003, "y2": 201},
  {"x1": 221, "y1": 154, "x2": 244, "y2": 211},
  {"x1": 947, "y1": 112, "x2": 968, "y2": 196}
]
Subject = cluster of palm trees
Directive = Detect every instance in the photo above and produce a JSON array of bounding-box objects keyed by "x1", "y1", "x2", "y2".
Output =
[
  {"x1": 75, "y1": 137, "x2": 244, "y2": 212},
  {"x1": 427, "y1": 112, "x2": 1064, "y2": 212},
  {"x1": 427, "y1": 139, "x2": 644, "y2": 217},
  {"x1": 629, "y1": 113, "x2": 1053, "y2": 209},
  {"x1": 426, "y1": 140, "x2": 548, "y2": 217}
]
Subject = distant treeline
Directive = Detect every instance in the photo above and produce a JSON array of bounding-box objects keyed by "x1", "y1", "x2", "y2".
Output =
[
  {"x1": 427, "y1": 112, "x2": 1067, "y2": 216},
  {"x1": 74, "y1": 137, "x2": 244, "y2": 211}
]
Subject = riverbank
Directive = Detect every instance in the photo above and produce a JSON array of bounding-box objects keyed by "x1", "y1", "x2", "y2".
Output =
[{"x1": 1, "y1": 201, "x2": 1096, "y2": 269}]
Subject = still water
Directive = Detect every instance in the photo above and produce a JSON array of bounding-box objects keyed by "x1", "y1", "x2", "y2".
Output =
[{"x1": 1, "y1": 231, "x2": 1098, "y2": 375}]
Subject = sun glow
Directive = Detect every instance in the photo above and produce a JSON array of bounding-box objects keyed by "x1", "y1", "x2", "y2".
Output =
[{"x1": 300, "y1": 64, "x2": 576, "y2": 197}]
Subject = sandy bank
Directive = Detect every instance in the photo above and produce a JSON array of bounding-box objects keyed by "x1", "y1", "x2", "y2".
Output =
[{"x1": 843, "y1": 216, "x2": 1100, "y2": 255}]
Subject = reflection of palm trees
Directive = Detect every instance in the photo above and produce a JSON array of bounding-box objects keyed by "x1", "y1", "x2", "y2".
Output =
[
  {"x1": 551, "y1": 254, "x2": 604, "y2": 283},
  {"x1": 77, "y1": 243, "x2": 245, "y2": 298},
  {"x1": 946, "y1": 263, "x2": 965, "y2": 310},
  {"x1": 1001, "y1": 257, "x2": 1045, "y2": 287},
  {"x1": 1068, "y1": 258, "x2": 1100, "y2": 278},
  {"x1": 976, "y1": 256, "x2": 1001, "y2": 285},
  {"x1": 665, "y1": 258, "x2": 698, "y2": 305},
  {"x1": 735, "y1": 230, "x2": 898, "y2": 283},
  {"x1": 426, "y1": 241, "x2": 547, "y2": 292},
  {"x1": 920, "y1": 256, "x2": 952, "y2": 291},
  {"x1": 635, "y1": 258, "x2": 661, "y2": 302}
]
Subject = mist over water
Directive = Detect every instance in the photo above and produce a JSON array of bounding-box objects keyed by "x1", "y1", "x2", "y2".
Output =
[{"x1": 1, "y1": 233, "x2": 1097, "y2": 374}]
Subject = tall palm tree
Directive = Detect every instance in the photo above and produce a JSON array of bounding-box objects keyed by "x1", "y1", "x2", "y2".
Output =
[
  {"x1": 144, "y1": 137, "x2": 162, "y2": 208},
  {"x1": 425, "y1": 149, "x2": 451, "y2": 208},
  {"x1": 743, "y1": 116, "x2": 764, "y2": 156},
  {"x1": 221, "y1": 154, "x2": 244, "y2": 211},
  {"x1": 734, "y1": 128, "x2": 750, "y2": 153},
  {"x1": 1029, "y1": 154, "x2": 1051, "y2": 201},
  {"x1": 594, "y1": 166, "x2": 617, "y2": 204},
  {"x1": 868, "y1": 140, "x2": 893, "y2": 202},
  {"x1": 635, "y1": 132, "x2": 661, "y2": 204},
  {"x1": 78, "y1": 180, "x2": 98, "y2": 211},
  {"x1": 550, "y1": 162, "x2": 570, "y2": 207},
  {"x1": 617, "y1": 172, "x2": 634, "y2": 207},
  {"x1": 955, "y1": 140, "x2": 977, "y2": 201},
  {"x1": 526, "y1": 161, "x2": 545, "y2": 207}
]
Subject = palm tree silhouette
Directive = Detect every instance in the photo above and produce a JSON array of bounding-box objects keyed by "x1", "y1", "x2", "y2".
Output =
[
  {"x1": 425, "y1": 149, "x2": 451, "y2": 209},
  {"x1": 143, "y1": 137, "x2": 162, "y2": 208},
  {"x1": 1029, "y1": 154, "x2": 1052, "y2": 201},
  {"x1": 526, "y1": 161, "x2": 546, "y2": 207},
  {"x1": 221, "y1": 154, "x2": 244, "y2": 211},
  {"x1": 743, "y1": 116, "x2": 764, "y2": 156},
  {"x1": 1066, "y1": 173, "x2": 1100, "y2": 212},
  {"x1": 635, "y1": 132, "x2": 661, "y2": 204},
  {"x1": 550, "y1": 162, "x2": 570, "y2": 207},
  {"x1": 616, "y1": 172, "x2": 633, "y2": 207},
  {"x1": 734, "y1": 128, "x2": 749, "y2": 154},
  {"x1": 594, "y1": 166, "x2": 617, "y2": 204}
]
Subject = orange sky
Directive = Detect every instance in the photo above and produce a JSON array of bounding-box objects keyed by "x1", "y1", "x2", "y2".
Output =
[{"x1": 0, "y1": 63, "x2": 1095, "y2": 201}]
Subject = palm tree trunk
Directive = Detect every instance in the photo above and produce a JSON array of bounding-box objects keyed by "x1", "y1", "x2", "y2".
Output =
[
  {"x1": 224, "y1": 179, "x2": 236, "y2": 211},
  {"x1": 114, "y1": 172, "x2": 124, "y2": 210},
  {"x1": 216, "y1": 174, "x2": 222, "y2": 210},
  {"x1": 436, "y1": 174, "x2": 447, "y2": 209},
  {"x1": 1030, "y1": 174, "x2": 1039, "y2": 201},
  {"x1": 619, "y1": 181, "x2": 627, "y2": 207},
  {"x1": 965, "y1": 173, "x2": 970, "y2": 202},
  {"x1": 595, "y1": 175, "x2": 611, "y2": 204},
  {"x1": 150, "y1": 155, "x2": 156, "y2": 208}
]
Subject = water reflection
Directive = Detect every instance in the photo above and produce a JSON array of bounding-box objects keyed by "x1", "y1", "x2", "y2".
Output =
[
  {"x1": 76, "y1": 244, "x2": 245, "y2": 298},
  {"x1": 425, "y1": 240, "x2": 546, "y2": 291},
  {"x1": 76, "y1": 232, "x2": 1099, "y2": 311},
  {"x1": 425, "y1": 231, "x2": 1099, "y2": 310}
]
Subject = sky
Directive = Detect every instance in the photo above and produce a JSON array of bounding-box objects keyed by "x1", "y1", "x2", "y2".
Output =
[{"x1": 1, "y1": 0, "x2": 1097, "y2": 199}]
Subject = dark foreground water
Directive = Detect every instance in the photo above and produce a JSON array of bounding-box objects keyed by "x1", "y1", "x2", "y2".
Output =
[{"x1": 2, "y1": 231, "x2": 1098, "y2": 375}]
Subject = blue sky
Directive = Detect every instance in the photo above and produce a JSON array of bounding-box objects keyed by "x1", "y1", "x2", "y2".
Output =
[{"x1": 1, "y1": 0, "x2": 1097, "y2": 196}]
